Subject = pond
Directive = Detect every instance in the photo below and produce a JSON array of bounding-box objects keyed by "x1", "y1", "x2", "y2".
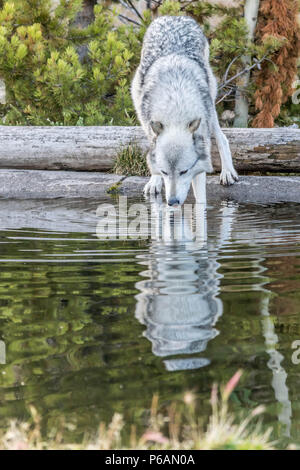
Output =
[{"x1": 0, "y1": 196, "x2": 299, "y2": 448}]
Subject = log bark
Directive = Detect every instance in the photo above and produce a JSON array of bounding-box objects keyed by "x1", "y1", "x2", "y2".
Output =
[
  {"x1": 0, "y1": 171, "x2": 299, "y2": 203},
  {"x1": 0, "y1": 126, "x2": 299, "y2": 172}
]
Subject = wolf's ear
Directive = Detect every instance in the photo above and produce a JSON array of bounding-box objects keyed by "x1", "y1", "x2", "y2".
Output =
[
  {"x1": 150, "y1": 121, "x2": 163, "y2": 136},
  {"x1": 188, "y1": 119, "x2": 201, "y2": 133}
]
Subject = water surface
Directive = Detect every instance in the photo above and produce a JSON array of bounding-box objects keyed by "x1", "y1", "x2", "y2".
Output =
[{"x1": 0, "y1": 197, "x2": 299, "y2": 447}]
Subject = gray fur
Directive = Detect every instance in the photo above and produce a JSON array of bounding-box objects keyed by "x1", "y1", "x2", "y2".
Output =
[{"x1": 131, "y1": 16, "x2": 238, "y2": 205}]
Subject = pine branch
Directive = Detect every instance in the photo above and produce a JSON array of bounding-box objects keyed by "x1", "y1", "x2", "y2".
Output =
[
  {"x1": 125, "y1": 0, "x2": 144, "y2": 21},
  {"x1": 216, "y1": 86, "x2": 236, "y2": 104},
  {"x1": 218, "y1": 55, "x2": 269, "y2": 91},
  {"x1": 118, "y1": 13, "x2": 141, "y2": 26},
  {"x1": 223, "y1": 55, "x2": 242, "y2": 85}
]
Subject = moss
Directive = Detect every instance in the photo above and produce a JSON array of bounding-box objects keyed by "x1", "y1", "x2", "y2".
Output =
[
  {"x1": 106, "y1": 181, "x2": 123, "y2": 195},
  {"x1": 113, "y1": 143, "x2": 150, "y2": 177}
]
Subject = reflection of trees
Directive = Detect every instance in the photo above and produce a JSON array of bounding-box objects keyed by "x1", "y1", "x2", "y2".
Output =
[
  {"x1": 260, "y1": 293, "x2": 292, "y2": 438},
  {"x1": 0, "y1": 230, "x2": 143, "y2": 433},
  {"x1": 217, "y1": 203, "x2": 300, "y2": 441},
  {"x1": 134, "y1": 201, "x2": 300, "y2": 441}
]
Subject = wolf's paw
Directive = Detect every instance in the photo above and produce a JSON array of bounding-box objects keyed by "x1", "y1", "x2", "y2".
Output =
[
  {"x1": 220, "y1": 168, "x2": 239, "y2": 186},
  {"x1": 144, "y1": 175, "x2": 163, "y2": 196}
]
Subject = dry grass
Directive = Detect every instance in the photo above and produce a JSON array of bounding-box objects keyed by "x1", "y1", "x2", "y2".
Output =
[{"x1": 0, "y1": 371, "x2": 278, "y2": 450}]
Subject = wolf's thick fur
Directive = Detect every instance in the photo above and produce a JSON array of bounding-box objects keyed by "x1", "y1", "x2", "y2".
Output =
[{"x1": 131, "y1": 16, "x2": 238, "y2": 205}]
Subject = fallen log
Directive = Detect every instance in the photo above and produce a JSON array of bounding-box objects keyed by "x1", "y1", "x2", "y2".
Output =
[
  {"x1": 0, "y1": 126, "x2": 299, "y2": 172},
  {"x1": 0, "y1": 175, "x2": 299, "y2": 226},
  {"x1": 0, "y1": 170, "x2": 299, "y2": 203}
]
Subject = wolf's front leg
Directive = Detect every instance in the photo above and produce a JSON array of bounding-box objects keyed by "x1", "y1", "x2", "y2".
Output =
[
  {"x1": 192, "y1": 172, "x2": 206, "y2": 204},
  {"x1": 212, "y1": 111, "x2": 239, "y2": 185},
  {"x1": 217, "y1": 130, "x2": 239, "y2": 185},
  {"x1": 144, "y1": 149, "x2": 163, "y2": 197},
  {"x1": 144, "y1": 175, "x2": 163, "y2": 196}
]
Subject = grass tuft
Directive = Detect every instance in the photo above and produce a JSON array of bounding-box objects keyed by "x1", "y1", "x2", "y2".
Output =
[{"x1": 113, "y1": 143, "x2": 150, "y2": 177}]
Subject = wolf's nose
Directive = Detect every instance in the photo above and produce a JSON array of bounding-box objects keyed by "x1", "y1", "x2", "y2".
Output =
[{"x1": 168, "y1": 198, "x2": 180, "y2": 207}]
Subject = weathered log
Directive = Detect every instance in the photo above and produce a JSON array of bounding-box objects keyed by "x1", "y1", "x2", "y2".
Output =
[
  {"x1": 0, "y1": 175, "x2": 299, "y2": 230},
  {"x1": 0, "y1": 126, "x2": 299, "y2": 172},
  {"x1": 0, "y1": 170, "x2": 299, "y2": 203}
]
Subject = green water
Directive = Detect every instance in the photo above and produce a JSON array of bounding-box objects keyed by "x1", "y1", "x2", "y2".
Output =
[{"x1": 0, "y1": 197, "x2": 299, "y2": 447}]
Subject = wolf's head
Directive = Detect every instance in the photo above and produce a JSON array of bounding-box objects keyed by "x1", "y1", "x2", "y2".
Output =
[{"x1": 149, "y1": 119, "x2": 213, "y2": 206}]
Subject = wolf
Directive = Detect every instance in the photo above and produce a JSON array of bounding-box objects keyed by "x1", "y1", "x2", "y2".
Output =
[{"x1": 131, "y1": 16, "x2": 238, "y2": 206}]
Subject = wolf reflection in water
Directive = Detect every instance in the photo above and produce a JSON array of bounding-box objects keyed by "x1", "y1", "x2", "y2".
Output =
[
  {"x1": 134, "y1": 199, "x2": 292, "y2": 437},
  {"x1": 135, "y1": 202, "x2": 235, "y2": 371}
]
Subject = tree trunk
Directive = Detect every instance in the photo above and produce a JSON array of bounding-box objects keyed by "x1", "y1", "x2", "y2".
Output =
[{"x1": 233, "y1": 0, "x2": 260, "y2": 128}]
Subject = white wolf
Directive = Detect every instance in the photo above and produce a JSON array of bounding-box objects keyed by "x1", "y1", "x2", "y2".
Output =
[{"x1": 131, "y1": 16, "x2": 238, "y2": 206}]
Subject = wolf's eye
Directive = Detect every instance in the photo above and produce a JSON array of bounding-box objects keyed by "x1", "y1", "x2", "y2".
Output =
[
  {"x1": 180, "y1": 169, "x2": 188, "y2": 176},
  {"x1": 161, "y1": 170, "x2": 168, "y2": 176},
  {"x1": 151, "y1": 121, "x2": 164, "y2": 135},
  {"x1": 188, "y1": 119, "x2": 201, "y2": 133}
]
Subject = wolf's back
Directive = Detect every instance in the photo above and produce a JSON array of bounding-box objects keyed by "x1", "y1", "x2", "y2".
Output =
[{"x1": 140, "y1": 16, "x2": 208, "y2": 80}]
